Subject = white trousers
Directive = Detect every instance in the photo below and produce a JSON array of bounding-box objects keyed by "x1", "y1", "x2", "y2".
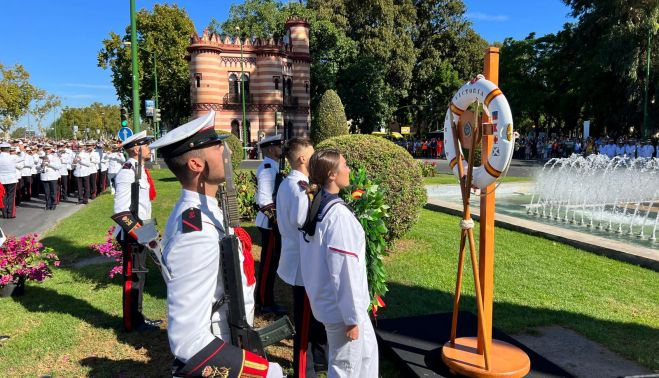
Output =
[{"x1": 324, "y1": 318, "x2": 378, "y2": 378}]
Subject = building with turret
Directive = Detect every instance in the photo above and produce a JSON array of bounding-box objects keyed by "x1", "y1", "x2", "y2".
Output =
[{"x1": 187, "y1": 17, "x2": 310, "y2": 144}]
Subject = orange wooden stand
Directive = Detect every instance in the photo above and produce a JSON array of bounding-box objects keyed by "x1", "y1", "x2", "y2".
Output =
[{"x1": 441, "y1": 47, "x2": 530, "y2": 378}]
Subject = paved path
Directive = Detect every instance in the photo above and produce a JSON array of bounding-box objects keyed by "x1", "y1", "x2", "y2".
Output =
[
  {"x1": 0, "y1": 194, "x2": 87, "y2": 237},
  {"x1": 513, "y1": 326, "x2": 653, "y2": 378}
]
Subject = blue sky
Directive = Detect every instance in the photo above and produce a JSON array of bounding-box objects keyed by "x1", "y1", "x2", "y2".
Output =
[{"x1": 0, "y1": 0, "x2": 573, "y2": 130}]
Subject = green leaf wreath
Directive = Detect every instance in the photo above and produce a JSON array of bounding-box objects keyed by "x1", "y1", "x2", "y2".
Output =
[{"x1": 341, "y1": 167, "x2": 390, "y2": 316}]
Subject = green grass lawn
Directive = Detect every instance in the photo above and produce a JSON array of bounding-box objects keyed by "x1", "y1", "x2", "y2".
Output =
[
  {"x1": 423, "y1": 173, "x2": 531, "y2": 185},
  {"x1": 0, "y1": 169, "x2": 657, "y2": 376}
]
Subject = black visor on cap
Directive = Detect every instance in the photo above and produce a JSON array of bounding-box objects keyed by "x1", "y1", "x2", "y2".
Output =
[
  {"x1": 123, "y1": 137, "x2": 154, "y2": 149},
  {"x1": 160, "y1": 128, "x2": 229, "y2": 158}
]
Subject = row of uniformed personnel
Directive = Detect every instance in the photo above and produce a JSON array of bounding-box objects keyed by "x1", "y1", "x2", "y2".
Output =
[
  {"x1": 598, "y1": 139, "x2": 657, "y2": 159},
  {"x1": 0, "y1": 139, "x2": 126, "y2": 217},
  {"x1": 114, "y1": 111, "x2": 378, "y2": 377}
]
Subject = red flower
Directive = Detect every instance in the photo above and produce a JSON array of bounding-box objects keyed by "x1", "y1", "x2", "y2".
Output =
[{"x1": 351, "y1": 189, "x2": 365, "y2": 199}]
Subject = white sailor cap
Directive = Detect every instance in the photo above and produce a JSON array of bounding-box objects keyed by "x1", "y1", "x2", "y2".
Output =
[
  {"x1": 43, "y1": 144, "x2": 54, "y2": 149},
  {"x1": 150, "y1": 111, "x2": 229, "y2": 158},
  {"x1": 121, "y1": 131, "x2": 153, "y2": 149},
  {"x1": 0, "y1": 142, "x2": 11, "y2": 149},
  {"x1": 257, "y1": 134, "x2": 283, "y2": 148}
]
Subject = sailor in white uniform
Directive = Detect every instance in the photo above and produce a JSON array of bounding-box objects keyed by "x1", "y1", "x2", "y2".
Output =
[
  {"x1": 300, "y1": 149, "x2": 378, "y2": 378},
  {"x1": 89, "y1": 142, "x2": 101, "y2": 199},
  {"x1": 107, "y1": 146, "x2": 126, "y2": 195},
  {"x1": 58, "y1": 143, "x2": 72, "y2": 201},
  {"x1": 0, "y1": 143, "x2": 24, "y2": 218},
  {"x1": 149, "y1": 111, "x2": 282, "y2": 378},
  {"x1": 39, "y1": 144, "x2": 62, "y2": 210},
  {"x1": 111, "y1": 131, "x2": 159, "y2": 332},
  {"x1": 275, "y1": 137, "x2": 327, "y2": 377},
  {"x1": 20, "y1": 146, "x2": 35, "y2": 201},
  {"x1": 72, "y1": 143, "x2": 91, "y2": 204},
  {"x1": 255, "y1": 134, "x2": 287, "y2": 314}
]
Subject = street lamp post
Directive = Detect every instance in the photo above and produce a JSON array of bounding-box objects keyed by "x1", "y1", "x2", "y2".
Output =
[
  {"x1": 237, "y1": 26, "x2": 247, "y2": 159},
  {"x1": 123, "y1": 41, "x2": 159, "y2": 162},
  {"x1": 129, "y1": 0, "x2": 141, "y2": 132}
]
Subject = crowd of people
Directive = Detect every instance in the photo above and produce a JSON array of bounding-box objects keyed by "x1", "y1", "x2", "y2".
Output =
[
  {"x1": 394, "y1": 138, "x2": 445, "y2": 158},
  {"x1": 515, "y1": 135, "x2": 658, "y2": 160},
  {"x1": 0, "y1": 138, "x2": 127, "y2": 219}
]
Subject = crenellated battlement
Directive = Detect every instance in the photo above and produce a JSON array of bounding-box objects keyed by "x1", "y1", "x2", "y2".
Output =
[{"x1": 188, "y1": 29, "x2": 294, "y2": 53}]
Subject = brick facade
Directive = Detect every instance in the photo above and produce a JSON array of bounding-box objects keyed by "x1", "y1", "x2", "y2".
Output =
[{"x1": 187, "y1": 17, "x2": 311, "y2": 143}]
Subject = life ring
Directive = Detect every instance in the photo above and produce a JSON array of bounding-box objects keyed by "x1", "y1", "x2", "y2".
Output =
[{"x1": 443, "y1": 75, "x2": 515, "y2": 189}]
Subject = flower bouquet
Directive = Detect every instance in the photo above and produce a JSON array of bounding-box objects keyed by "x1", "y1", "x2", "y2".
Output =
[
  {"x1": 342, "y1": 168, "x2": 390, "y2": 317},
  {"x1": 0, "y1": 233, "x2": 60, "y2": 296}
]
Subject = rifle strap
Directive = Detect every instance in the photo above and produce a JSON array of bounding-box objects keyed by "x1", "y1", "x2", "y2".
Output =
[{"x1": 300, "y1": 193, "x2": 343, "y2": 242}]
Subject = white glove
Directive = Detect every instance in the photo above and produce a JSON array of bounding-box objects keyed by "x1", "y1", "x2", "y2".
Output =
[{"x1": 266, "y1": 362, "x2": 285, "y2": 378}]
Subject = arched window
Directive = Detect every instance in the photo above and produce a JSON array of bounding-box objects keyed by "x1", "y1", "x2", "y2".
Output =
[
  {"x1": 195, "y1": 73, "x2": 202, "y2": 88},
  {"x1": 242, "y1": 73, "x2": 250, "y2": 98},
  {"x1": 229, "y1": 73, "x2": 239, "y2": 98},
  {"x1": 231, "y1": 119, "x2": 240, "y2": 138},
  {"x1": 285, "y1": 78, "x2": 293, "y2": 97}
]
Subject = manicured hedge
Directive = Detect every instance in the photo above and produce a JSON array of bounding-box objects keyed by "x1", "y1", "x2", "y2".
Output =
[
  {"x1": 317, "y1": 134, "x2": 426, "y2": 240},
  {"x1": 217, "y1": 130, "x2": 243, "y2": 173},
  {"x1": 310, "y1": 89, "x2": 349, "y2": 145}
]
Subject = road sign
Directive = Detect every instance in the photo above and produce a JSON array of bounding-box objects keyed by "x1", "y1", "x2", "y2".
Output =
[
  {"x1": 145, "y1": 100, "x2": 155, "y2": 117},
  {"x1": 118, "y1": 127, "x2": 134, "y2": 142}
]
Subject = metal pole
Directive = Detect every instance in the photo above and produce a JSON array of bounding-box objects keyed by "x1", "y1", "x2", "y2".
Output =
[
  {"x1": 153, "y1": 52, "x2": 159, "y2": 137},
  {"x1": 642, "y1": 27, "x2": 652, "y2": 138},
  {"x1": 130, "y1": 0, "x2": 141, "y2": 132},
  {"x1": 239, "y1": 34, "x2": 247, "y2": 159}
]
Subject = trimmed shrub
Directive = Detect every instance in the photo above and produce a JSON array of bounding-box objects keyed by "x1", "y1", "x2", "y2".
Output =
[
  {"x1": 217, "y1": 130, "x2": 243, "y2": 173},
  {"x1": 317, "y1": 134, "x2": 426, "y2": 240},
  {"x1": 311, "y1": 89, "x2": 349, "y2": 145},
  {"x1": 235, "y1": 169, "x2": 257, "y2": 220}
]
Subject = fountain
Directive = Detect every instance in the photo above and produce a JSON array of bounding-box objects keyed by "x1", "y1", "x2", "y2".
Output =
[{"x1": 526, "y1": 155, "x2": 659, "y2": 243}]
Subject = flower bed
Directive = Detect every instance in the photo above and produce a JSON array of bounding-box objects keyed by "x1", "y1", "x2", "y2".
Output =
[{"x1": 0, "y1": 234, "x2": 60, "y2": 289}]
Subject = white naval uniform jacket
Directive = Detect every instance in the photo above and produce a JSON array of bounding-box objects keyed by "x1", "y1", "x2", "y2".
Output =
[
  {"x1": 275, "y1": 169, "x2": 308, "y2": 286},
  {"x1": 21, "y1": 152, "x2": 34, "y2": 177},
  {"x1": 255, "y1": 157, "x2": 279, "y2": 229},
  {"x1": 161, "y1": 189, "x2": 255, "y2": 362},
  {"x1": 98, "y1": 149, "x2": 109, "y2": 172},
  {"x1": 0, "y1": 153, "x2": 23, "y2": 185},
  {"x1": 113, "y1": 158, "x2": 152, "y2": 223},
  {"x1": 300, "y1": 193, "x2": 370, "y2": 326},
  {"x1": 108, "y1": 152, "x2": 126, "y2": 175},
  {"x1": 59, "y1": 151, "x2": 71, "y2": 176},
  {"x1": 39, "y1": 154, "x2": 62, "y2": 181},
  {"x1": 90, "y1": 150, "x2": 101, "y2": 173},
  {"x1": 73, "y1": 151, "x2": 91, "y2": 177}
]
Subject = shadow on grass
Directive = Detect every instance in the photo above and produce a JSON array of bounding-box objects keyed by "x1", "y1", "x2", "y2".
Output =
[
  {"x1": 379, "y1": 282, "x2": 659, "y2": 370},
  {"x1": 13, "y1": 285, "x2": 172, "y2": 376},
  {"x1": 40, "y1": 235, "x2": 167, "y2": 300}
]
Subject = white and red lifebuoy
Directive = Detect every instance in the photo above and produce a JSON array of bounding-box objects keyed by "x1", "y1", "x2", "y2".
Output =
[{"x1": 443, "y1": 75, "x2": 515, "y2": 189}]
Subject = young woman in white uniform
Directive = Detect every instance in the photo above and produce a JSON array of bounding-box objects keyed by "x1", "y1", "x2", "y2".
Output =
[{"x1": 300, "y1": 149, "x2": 378, "y2": 378}]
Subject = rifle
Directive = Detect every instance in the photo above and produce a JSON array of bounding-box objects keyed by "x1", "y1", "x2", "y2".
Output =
[
  {"x1": 273, "y1": 123, "x2": 289, "y2": 200},
  {"x1": 217, "y1": 142, "x2": 294, "y2": 357},
  {"x1": 130, "y1": 149, "x2": 142, "y2": 223}
]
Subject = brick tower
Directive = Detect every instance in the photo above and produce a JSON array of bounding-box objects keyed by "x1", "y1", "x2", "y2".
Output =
[{"x1": 187, "y1": 17, "x2": 311, "y2": 144}]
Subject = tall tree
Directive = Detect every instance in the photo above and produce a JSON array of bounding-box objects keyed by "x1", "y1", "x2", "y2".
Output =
[
  {"x1": 0, "y1": 63, "x2": 37, "y2": 135},
  {"x1": 49, "y1": 103, "x2": 122, "y2": 140},
  {"x1": 98, "y1": 4, "x2": 196, "y2": 129},
  {"x1": 402, "y1": 0, "x2": 487, "y2": 134},
  {"x1": 30, "y1": 89, "x2": 61, "y2": 136},
  {"x1": 561, "y1": 0, "x2": 658, "y2": 135}
]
